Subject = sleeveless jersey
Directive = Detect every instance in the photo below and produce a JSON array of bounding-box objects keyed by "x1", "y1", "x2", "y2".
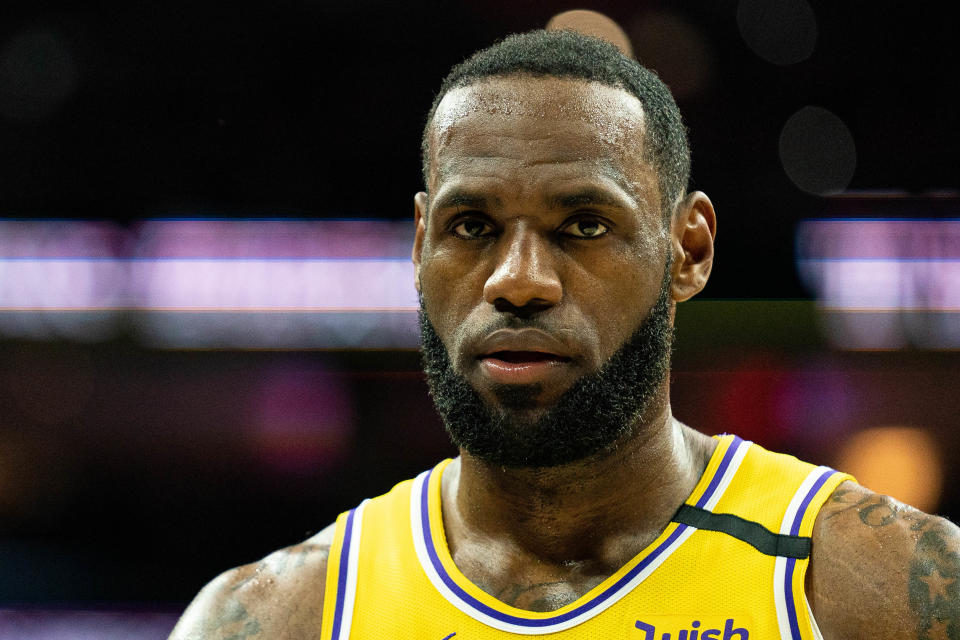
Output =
[{"x1": 319, "y1": 435, "x2": 852, "y2": 639}]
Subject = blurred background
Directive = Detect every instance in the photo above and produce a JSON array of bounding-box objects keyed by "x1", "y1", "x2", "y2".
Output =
[{"x1": 1, "y1": 1, "x2": 957, "y2": 637}]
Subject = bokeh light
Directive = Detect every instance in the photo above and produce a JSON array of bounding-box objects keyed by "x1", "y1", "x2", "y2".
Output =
[
  {"x1": 628, "y1": 10, "x2": 714, "y2": 100},
  {"x1": 546, "y1": 10, "x2": 633, "y2": 57},
  {"x1": 737, "y1": 0, "x2": 817, "y2": 65},
  {"x1": 834, "y1": 426, "x2": 944, "y2": 513},
  {"x1": 250, "y1": 365, "x2": 354, "y2": 475},
  {"x1": 0, "y1": 26, "x2": 79, "y2": 120},
  {"x1": 779, "y1": 106, "x2": 857, "y2": 195}
]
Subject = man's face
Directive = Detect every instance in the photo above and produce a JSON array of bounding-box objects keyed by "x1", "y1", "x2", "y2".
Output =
[{"x1": 413, "y1": 76, "x2": 676, "y2": 466}]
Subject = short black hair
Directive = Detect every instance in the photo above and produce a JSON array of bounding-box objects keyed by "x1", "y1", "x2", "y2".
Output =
[{"x1": 421, "y1": 29, "x2": 691, "y2": 216}]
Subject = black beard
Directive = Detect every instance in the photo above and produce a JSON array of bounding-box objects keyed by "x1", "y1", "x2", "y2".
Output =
[{"x1": 419, "y1": 267, "x2": 674, "y2": 469}]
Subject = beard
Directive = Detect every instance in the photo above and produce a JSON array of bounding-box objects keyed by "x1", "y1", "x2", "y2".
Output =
[{"x1": 419, "y1": 264, "x2": 674, "y2": 469}]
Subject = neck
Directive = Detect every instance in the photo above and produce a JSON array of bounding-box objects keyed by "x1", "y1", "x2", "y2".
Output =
[{"x1": 441, "y1": 395, "x2": 716, "y2": 570}]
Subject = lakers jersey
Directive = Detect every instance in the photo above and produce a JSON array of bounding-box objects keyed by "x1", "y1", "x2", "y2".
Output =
[{"x1": 320, "y1": 435, "x2": 852, "y2": 639}]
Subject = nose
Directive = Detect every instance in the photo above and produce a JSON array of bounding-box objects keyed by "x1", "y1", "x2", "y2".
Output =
[{"x1": 483, "y1": 227, "x2": 562, "y2": 315}]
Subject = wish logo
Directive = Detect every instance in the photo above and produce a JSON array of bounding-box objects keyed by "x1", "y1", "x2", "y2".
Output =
[{"x1": 635, "y1": 618, "x2": 750, "y2": 640}]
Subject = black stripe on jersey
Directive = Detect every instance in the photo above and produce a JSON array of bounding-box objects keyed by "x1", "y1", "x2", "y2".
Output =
[{"x1": 672, "y1": 504, "x2": 812, "y2": 559}]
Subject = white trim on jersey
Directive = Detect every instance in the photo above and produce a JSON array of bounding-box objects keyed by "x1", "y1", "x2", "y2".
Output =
[
  {"x1": 333, "y1": 498, "x2": 368, "y2": 640},
  {"x1": 774, "y1": 466, "x2": 834, "y2": 640},
  {"x1": 701, "y1": 438, "x2": 751, "y2": 511}
]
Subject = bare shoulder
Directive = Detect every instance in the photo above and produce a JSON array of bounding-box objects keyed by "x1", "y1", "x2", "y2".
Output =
[
  {"x1": 808, "y1": 480, "x2": 960, "y2": 640},
  {"x1": 168, "y1": 523, "x2": 336, "y2": 640}
]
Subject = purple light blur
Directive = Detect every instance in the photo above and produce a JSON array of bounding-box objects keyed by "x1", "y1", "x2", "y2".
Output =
[
  {"x1": 796, "y1": 219, "x2": 960, "y2": 349},
  {"x1": 250, "y1": 366, "x2": 354, "y2": 474},
  {"x1": 131, "y1": 259, "x2": 416, "y2": 310},
  {"x1": 133, "y1": 219, "x2": 414, "y2": 258},
  {"x1": 1, "y1": 219, "x2": 420, "y2": 347},
  {"x1": 0, "y1": 609, "x2": 178, "y2": 640}
]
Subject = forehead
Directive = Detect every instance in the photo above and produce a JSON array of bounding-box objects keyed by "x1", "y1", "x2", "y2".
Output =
[{"x1": 428, "y1": 76, "x2": 651, "y2": 191}]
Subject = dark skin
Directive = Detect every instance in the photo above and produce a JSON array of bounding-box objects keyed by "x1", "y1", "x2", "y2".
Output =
[{"x1": 169, "y1": 77, "x2": 960, "y2": 639}]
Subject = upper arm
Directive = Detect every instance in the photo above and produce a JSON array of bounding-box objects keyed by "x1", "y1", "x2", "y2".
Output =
[
  {"x1": 168, "y1": 524, "x2": 336, "y2": 640},
  {"x1": 808, "y1": 481, "x2": 960, "y2": 640}
]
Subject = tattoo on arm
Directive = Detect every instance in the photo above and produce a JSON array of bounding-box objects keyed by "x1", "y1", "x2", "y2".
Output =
[
  {"x1": 206, "y1": 599, "x2": 262, "y2": 639},
  {"x1": 200, "y1": 543, "x2": 325, "y2": 638},
  {"x1": 826, "y1": 489, "x2": 931, "y2": 530},
  {"x1": 816, "y1": 485, "x2": 960, "y2": 638},
  {"x1": 910, "y1": 521, "x2": 960, "y2": 640},
  {"x1": 229, "y1": 543, "x2": 323, "y2": 592}
]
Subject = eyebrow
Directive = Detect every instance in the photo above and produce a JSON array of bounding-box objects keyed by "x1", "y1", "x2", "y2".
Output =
[
  {"x1": 431, "y1": 191, "x2": 503, "y2": 212},
  {"x1": 430, "y1": 185, "x2": 636, "y2": 214},
  {"x1": 546, "y1": 187, "x2": 633, "y2": 210}
]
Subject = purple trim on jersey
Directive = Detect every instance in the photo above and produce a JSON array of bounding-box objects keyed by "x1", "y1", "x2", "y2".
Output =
[
  {"x1": 784, "y1": 556, "x2": 801, "y2": 639},
  {"x1": 418, "y1": 468, "x2": 688, "y2": 627},
  {"x1": 789, "y1": 468, "x2": 835, "y2": 536},
  {"x1": 330, "y1": 506, "x2": 357, "y2": 640},
  {"x1": 417, "y1": 440, "x2": 744, "y2": 629},
  {"x1": 693, "y1": 435, "x2": 745, "y2": 509},
  {"x1": 783, "y1": 467, "x2": 837, "y2": 640}
]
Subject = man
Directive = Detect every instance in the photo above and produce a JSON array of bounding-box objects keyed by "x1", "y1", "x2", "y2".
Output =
[{"x1": 171, "y1": 30, "x2": 960, "y2": 639}]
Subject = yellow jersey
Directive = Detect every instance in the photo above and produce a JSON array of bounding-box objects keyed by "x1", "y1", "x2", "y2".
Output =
[{"x1": 320, "y1": 435, "x2": 852, "y2": 639}]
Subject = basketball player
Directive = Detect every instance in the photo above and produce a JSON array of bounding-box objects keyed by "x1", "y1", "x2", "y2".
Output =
[{"x1": 170, "y1": 30, "x2": 960, "y2": 639}]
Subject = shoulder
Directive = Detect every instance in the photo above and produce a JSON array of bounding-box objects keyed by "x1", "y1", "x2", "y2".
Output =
[
  {"x1": 808, "y1": 480, "x2": 960, "y2": 640},
  {"x1": 168, "y1": 523, "x2": 336, "y2": 640}
]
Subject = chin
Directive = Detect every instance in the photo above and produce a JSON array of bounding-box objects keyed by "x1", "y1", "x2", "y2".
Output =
[{"x1": 487, "y1": 382, "x2": 555, "y2": 412}]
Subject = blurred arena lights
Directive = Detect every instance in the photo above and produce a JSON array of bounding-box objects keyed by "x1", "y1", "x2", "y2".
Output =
[
  {"x1": 0, "y1": 219, "x2": 420, "y2": 348},
  {"x1": 796, "y1": 218, "x2": 960, "y2": 349},
  {"x1": 834, "y1": 426, "x2": 944, "y2": 513},
  {"x1": 0, "y1": 221, "x2": 127, "y2": 341},
  {"x1": 0, "y1": 609, "x2": 178, "y2": 640}
]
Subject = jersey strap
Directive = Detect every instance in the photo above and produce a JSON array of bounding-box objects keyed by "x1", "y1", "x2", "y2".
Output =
[
  {"x1": 773, "y1": 465, "x2": 850, "y2": 640},
  {"x1": 319, "y1": 498, "x2": 369, "y2": 640}
]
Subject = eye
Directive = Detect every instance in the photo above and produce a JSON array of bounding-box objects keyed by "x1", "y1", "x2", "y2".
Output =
[
  {"x1": 561, "y1": 218, "x2": 609, "y2": 238},
  {"x1": 451, "y1": 218, "x2": 495, "y2": 239}
]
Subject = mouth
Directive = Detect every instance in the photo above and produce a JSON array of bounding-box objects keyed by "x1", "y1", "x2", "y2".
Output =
[
  {"x1": 483, "y1": 350, "x2": 570, "y2": 363},
  {"x1": 478, "y1": 350, "x2": 572, "y2": 384}
]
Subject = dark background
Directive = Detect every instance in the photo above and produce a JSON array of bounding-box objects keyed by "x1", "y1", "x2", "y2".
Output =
[
  {"x1": 3, "y1": 1, "x2": 958, "y2": 292},
  {"x1": 1, "y1": 0, "x2": 957, "y2": 624}
]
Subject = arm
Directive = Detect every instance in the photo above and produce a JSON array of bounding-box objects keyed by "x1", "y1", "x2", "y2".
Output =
[
  {"x1": 808, "y1": 481, "x2": 960, "y2": 639},
  {"x1": 168, "y1": 523, "x2": 335, "y2": 640}
]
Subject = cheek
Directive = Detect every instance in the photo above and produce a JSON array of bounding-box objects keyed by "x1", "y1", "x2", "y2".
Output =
[
  {"x1": 576, "y1": 250, "x2": 664, "y2": 354},
  {"x1": 418, "y1": 247, "x2": 484, "y2": 337}
]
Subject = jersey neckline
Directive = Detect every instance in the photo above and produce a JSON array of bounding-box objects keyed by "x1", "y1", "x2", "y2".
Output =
[{"x1": 409, "y1": 434, "x2": 752, "y2": 634}]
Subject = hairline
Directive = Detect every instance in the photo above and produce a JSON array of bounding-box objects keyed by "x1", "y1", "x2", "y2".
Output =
[{"x1": 421, "y1": 72, "x2": 680, "y2": 220}]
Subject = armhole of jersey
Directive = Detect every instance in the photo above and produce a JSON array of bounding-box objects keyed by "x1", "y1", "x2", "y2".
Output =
[
  {"x1": 319, "y1": 500, "x2": 369, "y2": 640},
  {"x1": 773, "y1": 467, "x2": 853, "y2": 640},
  {"x1": 806, "y1": 598, "x2": 825, "y2": 640}
]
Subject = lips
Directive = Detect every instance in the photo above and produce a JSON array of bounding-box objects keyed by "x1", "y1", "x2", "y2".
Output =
[
  {"x1": 473, "y1": 330, "x2": 574, "y2": 385},
  {"x1": 484, "y1": 350, "x2": 569, "y2": 364}
]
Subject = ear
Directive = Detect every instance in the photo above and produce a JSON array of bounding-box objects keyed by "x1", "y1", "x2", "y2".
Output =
[
  {"x1": 670, "y1": 191, "x2": 716, "y2": 302},
  {"x1": 412, "y1": 191, "x2": 429, "y2": 294}
]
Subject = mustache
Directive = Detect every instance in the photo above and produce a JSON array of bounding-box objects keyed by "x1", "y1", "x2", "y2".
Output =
[
  {"x1": 418, "y1": 293, "x2": 571, "y2": 345},
  {"x1": 469, "y1": 313, "x2": 561, "y2": 335}
]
